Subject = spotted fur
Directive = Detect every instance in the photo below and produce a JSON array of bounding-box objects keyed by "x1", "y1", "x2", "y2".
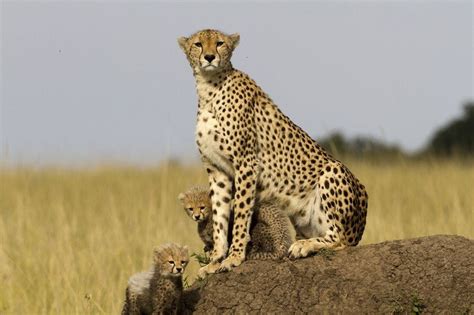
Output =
[
  {"x1": 121, "y1": 243, "x2": 189, "y2": 315},
  {"x1": 178, "y1": 29, "x2": 368, "y2": 274},
  {"x1": 179, "y1": 186, "x2": 292, "y2": 260}
]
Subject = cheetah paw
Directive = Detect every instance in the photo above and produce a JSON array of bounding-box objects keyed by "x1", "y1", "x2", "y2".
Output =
[
  {"x1": 217, "y1": 254, "x2": 244, "y2": 272},
  {"x1": 197, "y1": 261, "x2": 221, "y2": 278},
  {"x1": 288, "y1": 239, "x2": 317, "y2": 259}
]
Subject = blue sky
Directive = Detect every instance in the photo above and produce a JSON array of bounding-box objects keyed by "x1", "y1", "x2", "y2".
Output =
[{"x1": 1, "y1": 1, "x2": 472, "y2": 165}]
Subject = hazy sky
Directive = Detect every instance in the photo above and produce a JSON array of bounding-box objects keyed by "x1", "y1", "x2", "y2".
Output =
[{"x1": 1, "y1": 1, "x2": 472, "y2": 165}]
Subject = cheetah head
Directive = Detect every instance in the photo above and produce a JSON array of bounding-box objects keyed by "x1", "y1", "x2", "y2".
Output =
[
  {"x1": 178, "y1": 188, "x2": 212, "y2": 223},
  {"x1": 178, "y1": 29, "x2": 240, "y2": 74},
  {"x1": 153, "y1": 243, "x2": 189, "y2": 277}
]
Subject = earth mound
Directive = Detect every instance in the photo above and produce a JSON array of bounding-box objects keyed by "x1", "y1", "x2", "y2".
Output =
[{"x1": 182, "y1": 235, "x2": 473, "y2": 314}]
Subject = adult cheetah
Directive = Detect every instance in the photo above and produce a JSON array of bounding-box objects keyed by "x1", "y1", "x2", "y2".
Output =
[{"x1": 178, "y1": 29, "x2": 368, "y2": 274}]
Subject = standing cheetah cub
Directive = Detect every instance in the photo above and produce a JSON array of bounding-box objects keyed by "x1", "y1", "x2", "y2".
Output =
[
  {"x1": 179, "y1": 186, "x2": 292, "y2": 260},
  {"x1": 178, "y1": 186, "x2": 214, "y2": 253},
  {"x1": 121, "y1": 243, "x2": 189, "y2": 315}
]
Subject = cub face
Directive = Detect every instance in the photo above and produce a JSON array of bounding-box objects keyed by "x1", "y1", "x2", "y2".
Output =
[
  {"x1": 178, "y1": 189, "x2": 211, "y2": 223},
  {"x1": 153, "y1": 243, "x2": 189, "y2": 277},
  {"x1": 178, "y1": 29, "x2": 240, "y2": 73}
]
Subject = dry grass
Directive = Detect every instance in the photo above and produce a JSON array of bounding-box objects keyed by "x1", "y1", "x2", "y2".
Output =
[{"x1": 0, "y1": 159, "x2": 472, "y2": 314}]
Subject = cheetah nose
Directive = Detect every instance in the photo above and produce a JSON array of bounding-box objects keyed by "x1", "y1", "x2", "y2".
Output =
[
  {"x1": 193, "y1": 214, "x2": 201, "y2": 220},
  {"x1": 176, "y1": 267, "x2": 183, "y2": 273},
  {"x1": 204, "y1": 55, "x2": 215, "y2": 62}
]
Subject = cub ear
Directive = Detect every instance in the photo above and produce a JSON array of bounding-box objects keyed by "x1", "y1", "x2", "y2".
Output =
[
  {"x1": 178, "y1": 192, "x2": 186, "y2": 202},
  {"x1": 229, "y1": 33, "x2": 240, "y2": 49},
  {"x1": 177, "y1": 36, "x2": 188, "y2": 52}
]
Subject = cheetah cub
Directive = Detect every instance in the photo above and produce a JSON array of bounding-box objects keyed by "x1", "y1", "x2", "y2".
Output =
[
  {"x1": 121, "y1": 243, "x2": 189, "y2": 315},
  {"x1": 179, "y1": 186, "x2": 292, "y2": 260}
]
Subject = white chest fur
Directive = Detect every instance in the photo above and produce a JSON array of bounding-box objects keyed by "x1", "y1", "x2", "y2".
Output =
[{"x1": 196, "y1": 109, "x2": 234, "y2": 177}]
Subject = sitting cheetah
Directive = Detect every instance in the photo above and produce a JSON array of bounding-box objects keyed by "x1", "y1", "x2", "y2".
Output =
[
  {"x1": 178, "y1": 186, "x2": 292, "y2": 260},
  {"x1": 121, "y1": 243, "x2": 189, "y2": 315},
  {"x1": 178, "y1": 29, "x2": 368, "y2": 274}
]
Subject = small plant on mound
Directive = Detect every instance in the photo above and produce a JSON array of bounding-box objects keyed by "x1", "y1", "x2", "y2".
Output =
[
  {"x1": 411, "y1": 295, "x2": 426, "y2": 314},
  {"x1": 191, "y1": 252, "x2": 210, "y2": 267},
  {"x1": 191, "y1": 252, "x2": 211, "y2": 283}
]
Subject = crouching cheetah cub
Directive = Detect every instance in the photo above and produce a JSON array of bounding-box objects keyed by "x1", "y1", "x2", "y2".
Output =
[
  {"x1": 179, "y1": 186, "x2": 292, "y2": 260},
  {"x1": 121, "y1": 243, "x2": 189, "y2": 315}
]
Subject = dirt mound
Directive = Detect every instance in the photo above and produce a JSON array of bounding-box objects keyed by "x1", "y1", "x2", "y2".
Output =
[{"x1": 182, "y1": 235, "x2": 473, "y2": 314}]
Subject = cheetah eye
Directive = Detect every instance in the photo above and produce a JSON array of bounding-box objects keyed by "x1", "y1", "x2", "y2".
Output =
[
  {"x1": 168, "y1": 260, "x2": 174, "y2": 265},
  {"x1": 199, "y1": 206, "x2": 206, "y2": 211},
  {"x1": 187, "y1": 208, "x2": 193, "y2": 212},
  {"x1": 181, "y1": 260, "x2": 187, "y2": 265},
  {"x1": 194, "y1": 42, "x2": 202, "y2": 48},
  {"x1": 216, "y1": 41, "x2": 224, "y2": 47}
]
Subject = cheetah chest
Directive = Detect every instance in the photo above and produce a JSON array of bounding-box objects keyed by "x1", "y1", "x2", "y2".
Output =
[{"x1": 196, "y1": 110, "x2": 234, "y2": 176}]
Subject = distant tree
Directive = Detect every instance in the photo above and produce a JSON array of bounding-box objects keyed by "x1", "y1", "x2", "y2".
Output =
[
  {"x1": 317, "y1": 132, "x2": 403, "y2": 158},
  {"x1": 427, "y1": 101, "x2": 474, "y2": 156},
  {"x1": 317, "y1": 132, "x2": 348, "y2": 156}
]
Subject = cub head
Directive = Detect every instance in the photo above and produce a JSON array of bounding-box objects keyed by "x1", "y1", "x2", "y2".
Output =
[
  {"x1": 178, "y1": 186, "x2": 212, "y2": 222},
  {"x1": 178, "y1": 29, "x2": 240, "y2": 74},
  {"x1": 153, "y1": 243, "x2": 189, "y2": 277}
]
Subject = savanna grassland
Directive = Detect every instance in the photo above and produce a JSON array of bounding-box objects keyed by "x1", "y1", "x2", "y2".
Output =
[{"x1": 0, "y1": 159, "x2": 473, "y2": 314}]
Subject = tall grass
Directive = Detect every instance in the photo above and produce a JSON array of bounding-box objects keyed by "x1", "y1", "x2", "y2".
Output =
[{"x1": 0, "y1": 159, "x2": 472, "y2": 314}]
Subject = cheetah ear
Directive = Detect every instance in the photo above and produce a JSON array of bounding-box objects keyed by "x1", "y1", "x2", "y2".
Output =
[
  {"x1": 178, "y1": 193, "x2": 185, "y2": 202},
  {"x1": 152, "y1": 247, "x2": 161, "y2": 261},
  {"x1": 177, "y1": 36, "x2": 189, "y2": 53},
  {"x1": 229, "y1": 33, "x2": 240, "y2": 50}
]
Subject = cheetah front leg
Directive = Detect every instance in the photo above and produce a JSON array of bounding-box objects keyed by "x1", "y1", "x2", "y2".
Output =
[
  {"x1": 218, "y1": 157, "x2": 258, "y2": 272},
  {"x1": 121, "y1": 288, "x2": 139, "y2": 315},
  {"x1": 151, "y1": 288, "x2": 178, "y2": 315},
  {"x1": 198, "y1": 160, "x2": 233, "y2": 277}
]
